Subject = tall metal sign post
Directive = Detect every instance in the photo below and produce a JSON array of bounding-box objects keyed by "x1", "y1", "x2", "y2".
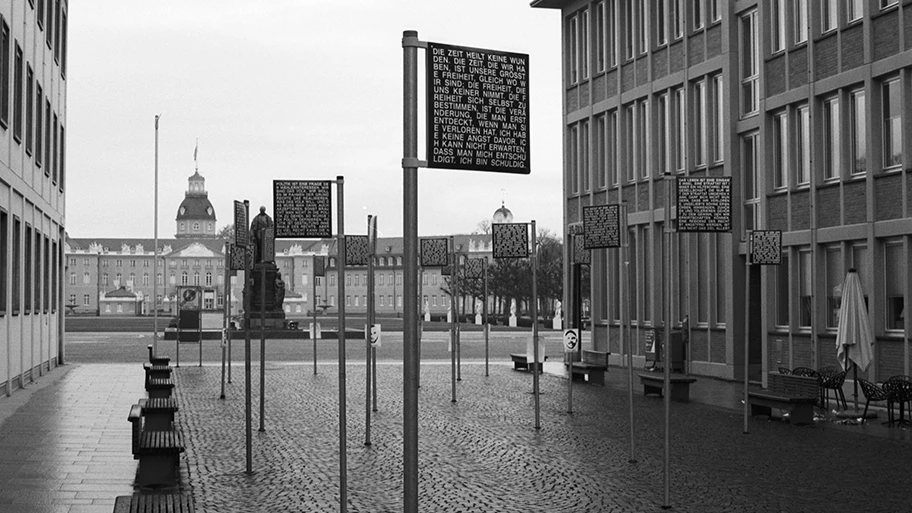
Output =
[
  {"x1": 271, "y1": 179, "x2": 340, "y2": 506},
  {"x1": 420, "y1": 237, "x2": 452, "y2": 400},
  {"x1": 744, "y1": 229, "x2": 781, "y2": 433},
  {"x1": 403, "y1": 30, "x2": 529, "y2": 513},
  {"x1": 675, "y1": 175, "x2": 732, "y2": 508},
  {"x1": 492, "y1": 222, "x2": 537, "y2": 426},
  {"x1": 232, "y1": 200, "x2": 252, "y2": 475}
]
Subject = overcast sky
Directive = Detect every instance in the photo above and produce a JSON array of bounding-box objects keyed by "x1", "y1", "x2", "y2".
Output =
[{"x1": 65, "y1": 1, "x2": 563, "y2": 241}]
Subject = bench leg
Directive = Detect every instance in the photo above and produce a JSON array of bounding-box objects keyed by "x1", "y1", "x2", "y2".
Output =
[
  {"x1": 589, "y1": 370, "x2": 605, "y2": 386},
  {"x1": 643, "y1": 383, "x2": 662, "y2": 397},
  {"x1": 750, "y1": 403, "x2": 772, "y2": 418},
  {"x1": 789, "y1": 404, "x2": 814, "y2": 425},
  {"x1": 136, "y1": 453, "x2": 178, "y2": 487},
  {"x1": 669, "y1": 384, "x2": 690, "y2": 403}
]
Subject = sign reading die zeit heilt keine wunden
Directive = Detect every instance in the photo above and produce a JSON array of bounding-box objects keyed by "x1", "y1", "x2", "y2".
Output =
[{"x1": 427, "y1": 42, "x2": 529, "y2": 174}]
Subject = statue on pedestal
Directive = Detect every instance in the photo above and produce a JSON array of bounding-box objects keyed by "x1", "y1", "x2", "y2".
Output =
[
  {"x1": 275, "y1": 272, "x2": 285, "y2": 309},
  {"x1": 250, "y1": 206, "x2": 274, "y2": 264}
]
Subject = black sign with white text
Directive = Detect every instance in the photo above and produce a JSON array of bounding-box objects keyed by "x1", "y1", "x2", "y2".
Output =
[
  {"x1": 492, "y1": 223, "x2": 529, "y2": 259},
  {"x1": 273, "y1": 180, "x2": 332, "y2": 239},
  {"x1": 234, "y1": 200, "x2": 248, "y2": 247},
  {"x1": 427, "y1": 42, "x2": 529, "y2": 174},
  {"x1": 583, "y1": 204, "x2": 620, "y2": 249},
  {"x1": 750, "y1": 230, "x2": 782, "y2": 265},
  {"x1": 677, "y1": 177, "x2": 732, "y2": 232}
]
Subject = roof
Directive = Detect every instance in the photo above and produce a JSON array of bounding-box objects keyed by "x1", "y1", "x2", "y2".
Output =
[
  {"x1": 105, "y1": 286, "x2": 136, "y2": 298},
  {"x1": 176, "y1": 196, "x2": 216, "y2": 221},
  {"x1": 529, "y1": 0, "x2": 565, "y2": 8}
]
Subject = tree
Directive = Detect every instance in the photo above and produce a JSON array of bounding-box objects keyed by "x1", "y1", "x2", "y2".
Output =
[
  {"x1": 474, "y1": 219, "x2": 491, "y2": 235},
  {"x1": 218, "y1": 224, "x2": 234, "y2": 243}
]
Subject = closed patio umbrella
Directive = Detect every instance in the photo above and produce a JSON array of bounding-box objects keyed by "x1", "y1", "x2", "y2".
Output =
[{"x1": 835, "y1": 269, "x2": 874, "y2": 412}]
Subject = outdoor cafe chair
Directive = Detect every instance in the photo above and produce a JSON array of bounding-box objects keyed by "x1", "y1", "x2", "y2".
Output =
[
  {"x1": 777, "y1": 367, "x2": 792, "y2": 375},
  {"x1": 818, "y1": 368, "x2": 847, "y2": 410},
  {"x1": 858, "y1": 379, "x2": 888, "y2": 425},
  {"x1": 882, "y1": 377, "x2": 912, "y2": 427},
  {"x1": 791, "y1": 367, "x2": 818, "y2": 378}
]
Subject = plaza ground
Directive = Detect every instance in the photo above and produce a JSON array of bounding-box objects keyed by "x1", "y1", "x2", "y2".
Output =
[{"x1": 0, "y1": 331, "x2": 909, "y2": 512}]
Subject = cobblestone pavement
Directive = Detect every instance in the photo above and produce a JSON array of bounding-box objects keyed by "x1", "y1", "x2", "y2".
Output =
[{"x1": 173, "y1": 361, "x2": 912, "y2": 513}]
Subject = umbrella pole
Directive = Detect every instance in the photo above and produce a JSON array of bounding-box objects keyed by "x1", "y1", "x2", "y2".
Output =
[{"x1": 853, "y1": 361, "x2": 859, "y2": 412}]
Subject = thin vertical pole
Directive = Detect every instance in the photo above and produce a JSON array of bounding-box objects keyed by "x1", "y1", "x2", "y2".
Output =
[
  {"x1": 743, "y1": 236, "x2": 752, "y2": 434},
  {"x1": 199, "y1": 290, "x2": 203, "y2": 367},
  {"x1": 622, "y1": 203, "x2": 636, "y2": 463},
  {"x1": 484, "y1": 257, "x2": 489, "y2": 377},
  {"x1": 532, "y1": 221, "x2": 541, "y2": 429},
  {"x1": 662, "y1": 174, "x2": 674, "y2": 509},
  {"x1": 259, "y1": 242, "x2": 266, "y2": 433},
  {"x1": 228, "y1": 263, "x2": 232, "y2": 383},
  {"x1": 402, "y1": 29, "x2": 420, "y2": 513},
  {"x1": 243, "y1": 201, "x2": 252, "y2": 475},
  {"x1": 152, "y1": 115, "x2": 160, "y2": 357},
  {"x1": 456, "y1": 251, "x2": 461, "y2": 381},
  {"x1": 221, "y1": 248, "x2": 230, "y2": 398},
  {"x1": 371, "y1": 219, "x2": 379, "y2": 413},
  {"x1": 365, "y1": 215, "x2": 374, "y2": 447},
  {"x1": 336, "y1": 176, "x2": 348, "y2": 513},
  {"x1": 450, "y1": 236, "x2": 457, "y2": 403},
  {"x1": 313, "y1": 257, "x2": 318, "y2": 375}
]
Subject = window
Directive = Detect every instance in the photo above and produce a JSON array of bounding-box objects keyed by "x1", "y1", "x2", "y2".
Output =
[
  {"x1": 329, "y1": 274, "x2": 335, "y2": 286},
  {"x1": 658, "y1": 93, "x2": 669, "y2": 174},
  {"x1": 847, "y1": 0, "x2": 862, "y2": 22},
  {"x1": 881, "y1": 0, "x2": 899, "y2": 8},
  {"x1": 60, "y1": 10, "x2": 67, "y2": 77},
  {"x1": 693, "y1": 79, "x2": 707, "y2": 167},
  {"x1": 12, "y1": 217, "x2": 19, "y2": 314},
  {"x1": 128, "y1": 272, "x2": 135, "y2": 286},
  {"x1": 82, "y1": 271, "x2": 89, "y2": 284},
  {"x1": 83, "y1": 294, "x2": 89, "y2": 306},
  {"x1": 885, "y1": 241, "x2": 904, "y2": 330},
  {"x1": 697, "y1": 233, "x2": 709, "y2": 323},
  {"x1": 143, "y1": 273, "x2": 149, "y2": 286},
  {"x1": 569, "y1": 124, "x2": 579, "y2": 192},
  {"x1": 0, "y1": 18, "x2": 8, "y2": 130},
  {"x1": 595, "y1": 114, "x2": 606, "y2": 189},
  {"x1": 712, "y1": 75, "x2": 723, "y2": 163},
  {"x1": 156, "y1": 273, "x2": 162, "y2": 285},
  {"x1": 568, "y1": 13, "x2": 579, "y2": 83},
  {"x1": 740, "y1": 10, "x2": 759, "y2": 116},
  {"x1": 629, "y1": 229, "x2": 638, "y2": 322},
  {"x1": 823, "y1": 97, "x2": 840, "y2": 180},
  {"x1": 625, "y1": 104, "x2": 635, "y2": 181},
  {"x1": 608, "y1": 110, "x2": 618, "y2": 184},
  {"x1": 674, "y1": 88, "x2": 685, "y2": 171},
  {"x1": 24, "y1": 225, "x2": 31, "y2": 313},
  {"x1": 851, "y1": 90, "x2": 866, "y2": 175},
  {"x1": 672, "y1": 0, "x2": 684, "y2": 38},
  {"x1": 181, "y1": 272, "x2": 188, "y2": 285},
  {"x1": 742, "y1": 132, "x2": 760, "y2": 234},
  {"x1": 193, "y1": 272, "x2": 200, "y2": 285},
  {"x1": 656, "y1": 0, "x2": 667, "y2": 46},
  {"x1": 595, "y1": 2, "x2": 605, "y2": 72},
  {"x1": 13, "y1": 43, "x2": 21, "y2": 142},
  {"x1": 710, "y1": 0, "x2": 720, "y2": 22},
  {"x1": 636, "y1": 0, "x2": 648, "y2": 54},
  {"x1": 44, "y1": 99, "x2": 50, "y2": 173},
  {"x1": 882, "y1": 78, "x2": 902, "y2": 169},
  {"x1": 822, "y1": 0, "x2": 837, "y2": 32},
  {"x1": 581, "y1": 120, "x2": 590, "y2": 191},
  {"x1": 0, "y1": 211, "x2": 5, "y2": 314},
  {"x1": 396, "y1": 273, "x2": 402, "y2": 286},
  {"x1": 607, "y1": 0, "x2": 618, "y2": 66},
  {"x1": 25, "y1": 66, "x2": 31, "y2": 154},
  {"x1": 715, "y1": 234, "x2": 725, "y2": 324},
  {"x1": 799, "y1": 249, "x2": 812, "y2": 328},
  {"x1": 636, "y1": 100, "x2": 649, "y2": 178},
  {"x1": 773, "y1": 111, "x2": 788, "y2": 189},
  {"x1": 825, "y1": 246, "x2": 842, "y2": 328},
  {"x1": 771, "y1": 0, "x2": 786, "y2": 52},
  {"x1": 68, "y1": 271, "x2": 76, "y2": 285},
  {"x1": 795, "y1": 0, "x2": 808, "y2": 44},
  {"x1": 45, "y1": 0, "x2": 52, "y2": 49},
  {"x1": 102, "y1": 273, "x2": 108, "y2": 286},
  {"x1": 205, "y1": 272, "x2": 212, "y2": 286},
  {"x1": 796, "y1": 104, "x2": 810, "y2": 185},
  {"x1": 345, "y1": 274, "x2": 351, "y2": 286},
  {"x1": 37, "y1": 0, "x2": 44, "y2": 29},
  {"x1": 776, "y1": 252, "x2": 790, "y2": 327},
  {"x1": 35, "y1": 82, "x2": 42, "y2": 167},
  {"x1": 580, "y1": 9, "x2": 589, "y2": 79},
  {"x1": 693, "y1": 0, "x2": 704, "y2": 30}
]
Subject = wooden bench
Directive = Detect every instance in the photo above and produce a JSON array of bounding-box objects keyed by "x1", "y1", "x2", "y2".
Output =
[
  {"x1": 747, "y1": 372, "x2": 819, "y2": 425},
  {"x1": 638, "y1": 372, "x2": 698, "y2": 402},
  {"x1": 569, "y1": 350, "x2": 610, "y2": 386},
  {"x1": 114, "y1": 493, "x2": 194, "y2": 513},
  {"x1": 146, "y1": 377, "x2": 175, "y2": 399},
  {"x1": 128, "y1": 405, "x2": 185, "y2": 486},
  {"x1": 510, "y1": 353, "x2": 545, "y2": 373},
  {"x1": 139, "y1": 397, "x2": 179, "y2": 431},
  {"x1": 148, "y1": 345, "x2": 171, "y2": 366},
  {"x1": 144, "y1": 363, "x2": 173, "y2": 390}
]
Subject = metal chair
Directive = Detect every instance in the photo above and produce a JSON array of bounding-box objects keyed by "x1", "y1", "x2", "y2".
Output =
[
  {"x1": 818, "y1": 369, "x2": 847, "y2": 410},
  {"x1": 777, "y1": 367, "x2": 792, "y2": 375},
  {"x1": 791, "y1": 366, "x2": 818, "y2": 378},
  {"x1": 882, "y1": 378, "x2": 912, "y2": 427},
  {"x1": 857, "y1": 379, "x2": 887, "y2": 424}
]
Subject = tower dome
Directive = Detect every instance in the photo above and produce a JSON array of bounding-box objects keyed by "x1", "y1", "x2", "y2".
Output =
[
  {"x1": 492, "y1": 201, "x2": 513, "y2": 223},
  {"x1": 175, "y1": 171, "x2": 217, "y2": 238}
]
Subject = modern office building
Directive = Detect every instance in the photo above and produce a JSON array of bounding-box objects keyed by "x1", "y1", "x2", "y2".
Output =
[
  {"x1": 533, "y1": 0, "x2": 912, "y2": 382},
  {"x1": 0, "y1": 0, "x2": 69, "y2": 394}
]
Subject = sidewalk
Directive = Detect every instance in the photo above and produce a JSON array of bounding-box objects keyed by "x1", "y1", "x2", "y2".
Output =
[{"x1": 0, "y1": 360, "x2": 909, "y2": 512}]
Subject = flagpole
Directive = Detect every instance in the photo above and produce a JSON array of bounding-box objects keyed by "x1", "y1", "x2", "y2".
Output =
[{"x1": 152, "y1": 115, "x2": 160, "y2": 357}]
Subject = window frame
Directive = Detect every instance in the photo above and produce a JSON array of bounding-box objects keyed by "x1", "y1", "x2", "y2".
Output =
[
  {"x1": 881, "y1": 77, "x2": 902, "y2": 171},
  {"x1": 796, "y1": 104, "x2": 811, "y2": 186},
  {"x1": 822, "y1": 96, "x2": 841, "y2": 181},
  {"x1": 795, "y1": 0, "x2": 809, "y2": 44},
  {"x1": 740, "y1": 10, "x2": 759, "y2": 117},
  {"x1": 850, "y1": 89, "x2": 866, "y2": 176},
  {"x1": 773, "y1": 110, "x2": 788, "y2": 190}
]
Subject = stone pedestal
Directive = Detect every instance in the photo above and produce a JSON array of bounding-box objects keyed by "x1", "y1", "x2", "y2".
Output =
[
  {"x1": 424, "y1": 312, "x2": 431, "y2": 322},
  {"x1": 552, "y1": 316, "x2": 562, "y2": 330},
  {"x1": 509, "y1": 315, "x2": 517, "y2": 327},
  {"x1": 246, "y1": 262, "x2": 286, "y2": 328},
  {"x1": 475, "y1": 314, "x2": 482, "y2": 325}
]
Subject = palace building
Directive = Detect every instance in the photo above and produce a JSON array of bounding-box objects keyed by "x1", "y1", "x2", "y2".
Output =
[
  {"x1": 533, "y1": 0, "x2": 912, "y2": 382},
  {"x1": 0, "y1": 0, "x2": 69, "y2": 394}
]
